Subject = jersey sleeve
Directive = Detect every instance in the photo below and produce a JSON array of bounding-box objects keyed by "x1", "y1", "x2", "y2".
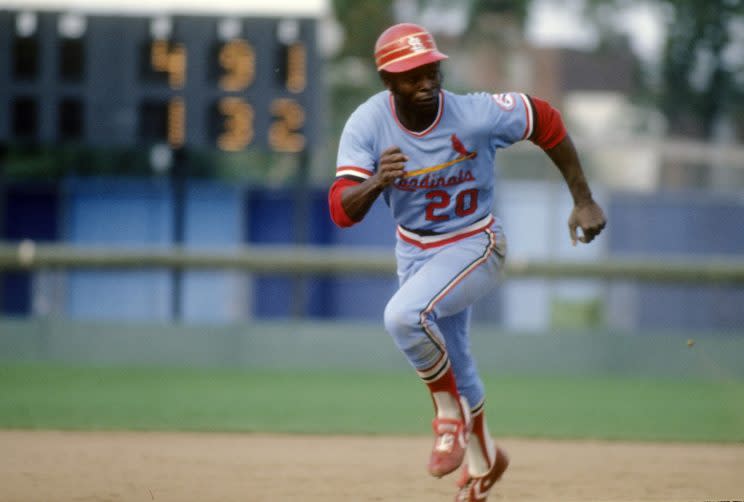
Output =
[
  {"x1": 486, "y1": 92, "x2": 536, "y2": 149},
  {"x1": 335, "y1": 109, "x2": 377, "y2": 182},
  {"x1": 486, "y1": 92, "x2": 567, "y2": 150}
]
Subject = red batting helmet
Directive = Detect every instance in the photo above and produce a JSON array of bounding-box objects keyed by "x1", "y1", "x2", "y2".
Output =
[{"x1": 374, "y1": 23, "x2": 448, "y2": 73}]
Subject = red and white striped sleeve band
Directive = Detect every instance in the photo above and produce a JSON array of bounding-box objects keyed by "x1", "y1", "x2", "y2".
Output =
[
  {"x1": 517, "y1": 93, "x2": 535, "y2": 140},
  {"x1": 329, "y1": 165, "x2": 372, "y2": 227},
  {"x1": 335, "y1": 165, "x2": 374, "y2": 181}
]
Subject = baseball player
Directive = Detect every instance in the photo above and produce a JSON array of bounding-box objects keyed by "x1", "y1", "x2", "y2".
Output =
[{"x1": 328, "y1": 23, "x2": 606, "y2": 501}]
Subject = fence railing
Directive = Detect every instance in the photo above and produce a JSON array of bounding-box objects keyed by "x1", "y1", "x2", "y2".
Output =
[{"x1": 2, "y1": 241, "x2": 744, "y2": 284}]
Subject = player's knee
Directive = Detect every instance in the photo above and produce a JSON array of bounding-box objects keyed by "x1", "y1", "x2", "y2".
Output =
[{"x1": 383, "y1": 301, "x2": 418, "y2": 337}]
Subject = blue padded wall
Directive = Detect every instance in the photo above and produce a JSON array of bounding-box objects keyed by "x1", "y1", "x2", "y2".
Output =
[
  {"x1": 2, "y1": 183, "x2": 59, "y2": 314},
  {"x1": 608, "y1": 191, "x2": 744, "y2": 330},
  {"x1": 181, "y1": 181, "x2": 244, "y2": 322},
  {"x1": 64, "y1": 178, "x2": 173, "y2": 320},
  {"x1": 328, "y1": 197, "x2": 398, "y2": 321},
  {"x1": 245, "y1": 188, "x2": 336, "y2": 318}
]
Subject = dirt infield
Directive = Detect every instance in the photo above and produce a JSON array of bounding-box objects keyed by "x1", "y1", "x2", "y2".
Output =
[{"x1": 1, "y1": 430, "x2": 742, "y2": 502}]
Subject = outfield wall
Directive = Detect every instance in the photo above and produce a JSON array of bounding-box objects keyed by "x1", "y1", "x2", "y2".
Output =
[
  {"x1": 1, "y1": 318, "x2": 742, "y2": 380},
  {"x1": 5, "y1": 179, "x2": 744, "y2": 331}
]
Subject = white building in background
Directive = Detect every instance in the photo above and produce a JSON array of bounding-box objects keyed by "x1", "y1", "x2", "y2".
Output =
[{"x1": 563, "y1": 91, "x2": 666, "y2": 192}]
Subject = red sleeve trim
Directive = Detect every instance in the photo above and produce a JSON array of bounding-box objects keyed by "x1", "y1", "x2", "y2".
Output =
[
  {"x1": 328, "y1": 178, "x2": 360, "y2": 228},
  {"x1": 529, "y1": 96, "x2": 567, "y2": 150}
]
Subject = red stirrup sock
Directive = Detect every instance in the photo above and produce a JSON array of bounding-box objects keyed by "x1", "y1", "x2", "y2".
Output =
[{"x1": 417, "y1": 356, "x2": 464, "y2": 420}]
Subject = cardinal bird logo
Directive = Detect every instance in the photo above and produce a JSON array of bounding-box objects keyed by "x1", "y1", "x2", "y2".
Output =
[{"x1": 450, "y1": 133, "x2": 476, "y2": 158}]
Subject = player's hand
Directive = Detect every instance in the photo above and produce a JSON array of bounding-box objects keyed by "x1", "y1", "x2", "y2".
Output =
[
  {"x1": 374, "y1": 146, "x2": 408, "y2": 188},
  {"x1": 568, "y1": 200, "x2": 606, "y2": 245}
]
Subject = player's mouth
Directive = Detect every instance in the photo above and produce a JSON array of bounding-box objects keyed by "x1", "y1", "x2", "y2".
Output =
[{"x1": 414, "y1": 93, "x2": 438, "y2": 107}]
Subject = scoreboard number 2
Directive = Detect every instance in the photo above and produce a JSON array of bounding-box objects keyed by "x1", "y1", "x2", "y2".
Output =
[{"x1": 269, "y1": 98, "x2": 305, "y2": 153}]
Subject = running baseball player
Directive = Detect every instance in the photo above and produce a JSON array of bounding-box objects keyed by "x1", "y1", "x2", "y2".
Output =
[{"x1": 328, "y1": 23, "x2": 606, "y2": 501}]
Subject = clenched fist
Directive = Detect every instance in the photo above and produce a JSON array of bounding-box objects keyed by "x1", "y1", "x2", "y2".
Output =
[
  {"x1": 568, "y1": 200, "x2": 606, "y2": 245},
  {"x1": 373, "y1": 146, "x2": 408, "y2": 188}
]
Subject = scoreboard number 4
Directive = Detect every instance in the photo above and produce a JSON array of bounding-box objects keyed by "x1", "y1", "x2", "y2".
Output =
[{"x1": 150, "y1": 39, "x2": 186, "y2": 89}]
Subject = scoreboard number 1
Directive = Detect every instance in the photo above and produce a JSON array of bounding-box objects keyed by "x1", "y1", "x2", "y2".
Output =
[
  {"x1": 168, "y1": 97, "x2": 185, "y2": 148},
  {"x1": 285, "y1": 42, "x2": 306, "y2": 93}
]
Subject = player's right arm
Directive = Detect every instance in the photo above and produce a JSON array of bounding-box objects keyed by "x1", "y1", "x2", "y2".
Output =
[
  {"x1": 330, "y1": 146, "x2": 407, "y2": 225},
  {"x1": 329, "y1": 101, "x2": 407, "y2": 227}
]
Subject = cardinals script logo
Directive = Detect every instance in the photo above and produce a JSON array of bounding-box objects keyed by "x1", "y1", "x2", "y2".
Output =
[{"x1": 395, "y1": 134, "x2": 477, "y2": 191}]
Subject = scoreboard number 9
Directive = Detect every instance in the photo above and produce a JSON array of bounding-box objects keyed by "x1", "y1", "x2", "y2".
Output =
[{"x1": 218, "y1": 39, "x2": 255, "y2": 92}]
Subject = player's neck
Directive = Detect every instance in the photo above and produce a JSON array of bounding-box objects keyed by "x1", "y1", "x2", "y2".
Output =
[{"x1": 394, "y1": 95, "x2": 439, "y2": 133}]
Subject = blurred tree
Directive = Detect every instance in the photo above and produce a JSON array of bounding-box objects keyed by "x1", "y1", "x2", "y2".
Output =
[
  {"x1": 325, "y1": 1, "x2": 395, "y2": 167},
  {"x1": 460, "y1": 0, "x2": 531, "y2": 51},
  {"x1": 586, "y1": 0, "x2": 744, "y2": 139},
  {"x1": 468, "y1": 0, "x2": 530, "y2": 27},
  {"x1": 331, "y1": 0, "x2": 395, "y2": 59}
]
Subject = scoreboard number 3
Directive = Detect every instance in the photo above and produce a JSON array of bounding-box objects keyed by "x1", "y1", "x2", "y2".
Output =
[{"x1": 217, "y1": 97, "x2": 254, "y2": 152}]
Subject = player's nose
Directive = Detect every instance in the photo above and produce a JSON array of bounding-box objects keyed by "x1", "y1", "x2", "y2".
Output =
[{"x1": 418, "y1": 76, "x2": 435, "y2": 90}]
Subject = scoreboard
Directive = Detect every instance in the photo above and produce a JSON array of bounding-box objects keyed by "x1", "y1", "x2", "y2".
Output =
[{"x1": 0, "y1": 9, "x2": 320, "y2": 152}]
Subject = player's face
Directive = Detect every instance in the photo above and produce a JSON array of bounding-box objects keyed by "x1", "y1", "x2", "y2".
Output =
[{"x1": 384, "y1": 63, "x2": 442, "y2": 112}]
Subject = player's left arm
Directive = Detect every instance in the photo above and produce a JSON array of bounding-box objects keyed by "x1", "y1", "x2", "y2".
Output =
[{"x1": 527, "y1": 96, "x2": 607, "y2": 245}]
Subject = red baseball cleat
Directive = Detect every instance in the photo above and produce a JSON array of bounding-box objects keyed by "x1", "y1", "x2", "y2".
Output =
[
  {"x1": 455, "y1": 446, "x2": 509, "y2": 501},
  {"x1": 427, "y1": 415, "x2": 471, "y2": 478}
]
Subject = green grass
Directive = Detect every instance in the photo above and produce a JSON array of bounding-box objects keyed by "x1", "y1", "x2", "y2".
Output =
[{"x1": 1, "y1": 364, "x2": 743, "y2": 442}]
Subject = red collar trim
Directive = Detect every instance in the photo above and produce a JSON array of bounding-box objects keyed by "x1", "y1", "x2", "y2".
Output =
[{"x1": 388, "y1": 90, "x2": 444, "y2": 138}]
